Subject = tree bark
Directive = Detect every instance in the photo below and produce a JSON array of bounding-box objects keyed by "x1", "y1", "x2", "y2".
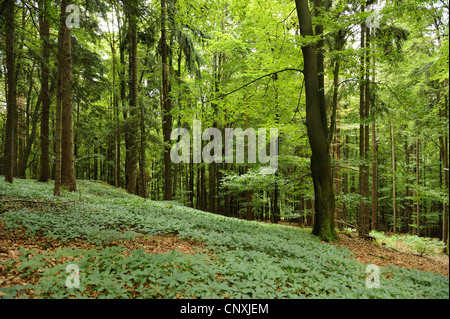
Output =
[
  {"x1": 295, "y1": 0, "x2": 337, "y2": 242},
  {"x1": 416, "y1": 139, "x2": 420, "y2": 236},
  {"x1": 439, "y1": 82, "x2": 448, "y2": 247},
  {"x1": 126, "y1": 0, "x2": 139, "y2": 195},
  {"x1": 364, "y1": 25, "x2": 371, "y2": 234},
  {"x1": 4, "y1": 0, "x2": 17, "y2": 183},
  {"x1": 391, "y1": 120, "x2": 396, "y2": 233},
  {"x1": 60, "y1": 0, "x2": 76, "y2": 192},
  {"x1": 371, "y1": 52, "x2": 377, "y2": 231},
  {"x1": 111, "y1": 5, "x2": 120, "y2": 189},
  {"x1": 358, "y1": 4, "x2": 368, "y2": 235},
  {"x1": 161, "y1": 0, "x2": 172, "y2": 200},
  {"x1": 38, "y1": 0, "x2": 51, "y2": 182}
]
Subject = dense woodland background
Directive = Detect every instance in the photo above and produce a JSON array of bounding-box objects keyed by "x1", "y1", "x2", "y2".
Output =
[{"x1": 0, "y1": 0, "x2": 448, "y2": 245}]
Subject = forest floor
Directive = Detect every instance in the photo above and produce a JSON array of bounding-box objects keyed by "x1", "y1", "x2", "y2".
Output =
[
  {"x1": 276, "y1": 221, "x2": 449, "y2": 277},
  {"x1": 0, "y1": 179, "x2": 448, "y2": 299},
  {"x1": 0, "y1": 220, "x2": 204, "y2": 293},
  {"x1": 1, "y1": 218, "x2": 447, "y2": 294},
  {"x1": 330, "y1": 233, "x2": 449, "y2": 277}
]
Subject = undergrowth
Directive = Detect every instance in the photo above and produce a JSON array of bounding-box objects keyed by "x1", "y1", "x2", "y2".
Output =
[{"x1": 0, "y1": 179, "x2": 448, "y2": 299}]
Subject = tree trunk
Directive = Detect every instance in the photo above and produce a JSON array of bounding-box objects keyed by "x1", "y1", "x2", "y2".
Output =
[
  {"x1": 54, "y1": 0, "x2": 67, "y2": 196},
  {"x1": 371, "y1": 119, "x2": 378, "y2": 231},
  {"x1": 295, "y1": 0, "x2": 337, "y2": 242},
  {"x1": 60, "y1": 0, "x2": 76, "y2": 192},
  {"x1": 364, "y1": 25, "x2": 371, "y2": 234},
  {"x1": 358, "y1": 4, "x2": 368, "y2": 235},
  {"x1": 38, "y1": 0, "x2": 51, "y2": 182},
  {"x1": 439, "y1": 84, "x2": 448, "y2": 247},
  {"x1": 371, "y1": 52, "x2": 377, "y2": 231},
  {"x1": 405, "y1": 140, "x2": 411, "y2": 233},
  {"x1": 4, "y1": 0, "x2": 17, "y2": 183},
  {"x1": 126, "y1": 0, "x2": 139, "y2": 195},
  {"x1": 161, "y1": 0, "x2": 172, "y2": 200},
  {"x1": 111, "y1": 5, "x2": 120, "y2": 189},
  {"x1": 391, "y1": 120, "x2": 396, "y2": 233},
  {"x1": 416, "y1": 139, "x2": 420, "y2": 236},
  {"x1": 139, "y1": 97, "x2": 147, "y2": 197}
]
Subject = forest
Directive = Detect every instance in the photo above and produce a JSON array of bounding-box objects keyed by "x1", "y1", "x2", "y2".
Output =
[{"x1": 0, "y1": 0, "x2": 448, "y2": 301}]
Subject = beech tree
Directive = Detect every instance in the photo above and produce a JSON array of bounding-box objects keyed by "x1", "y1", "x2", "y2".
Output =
[{"x1": 295, "y1": 0, "x2": 337, "y2": 241}]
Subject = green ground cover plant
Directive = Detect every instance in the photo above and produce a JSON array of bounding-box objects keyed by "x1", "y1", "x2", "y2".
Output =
[{"x1": 0, "y1": 179, "x2": 448, "y2": 299}]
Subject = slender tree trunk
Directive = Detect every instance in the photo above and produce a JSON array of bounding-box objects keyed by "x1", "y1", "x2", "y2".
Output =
[
  {"x1": 111, "y1": 5, "x2": 120, "y2": 188},
  {"x1": 364, "y1": 26, "x2": 371, "y2": 234},
  {"x1": 371, "y1": 52, "x2": 377, "y2": 231},
  {"x1": 335, "y1": 103, "x2": 342, "y2": 230},
  {"x1": 439, "y1": 85, "x2": 448, "y2": 247},
  {"x1": 126, "y1": 0, "x2": 139, "y2": 195},
  {"x1": 54, "y1": 0, "x2": 67, "y2": 196},
  {"x1": 371, "y1": 118, "x2": 378, "y2": 231},
  {"x1": 189, "y1": 155, "x2": 194, "y2": 207},
  {"x1": 161, "y1": 0, "x2": 172, "y2": 200},
  {"x1": 358, "y1": 4, "x2": 367, "y2": 235},
  {"x1": 391, "y1": 120, "x2": 397, "y2": 233},
  {"x1": 405, "y1": 140, "x2": 411, "y2": 233},
  {"x1": 416, "y1": 139, "x2": 420, "y2": 236},
  {"x1": 139, "y1": 98, "x2": 147, "y2": 197},
  {"x1": 60, "y1": 1, "x2": 76, "y2": 192},
  {"x1": 38, "y1": 0, "x2": 51, "y2": 182},
  {"x1": 4, "y1": 0, "x2": 17, "y2": 183}
]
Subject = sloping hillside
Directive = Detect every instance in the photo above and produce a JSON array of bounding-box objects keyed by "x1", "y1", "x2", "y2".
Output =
[{"x1": 0, "y1": 179, "x2": 448, "y2": 299}]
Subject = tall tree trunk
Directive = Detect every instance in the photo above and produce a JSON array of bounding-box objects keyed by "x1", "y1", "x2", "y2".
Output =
[
  {"x1": 60, "y1": 0, "x2": 76, "y2": 192},
  {"x1": 364, "y1": 25, "x2": 371, "y2": 234},
  {"x1": 54, "y1": 0, "x2": 67, "y2": 196},
  {"x1": 126, "y1": 0, "x2": 139, "y2": 195},
  {"x1": 189, "y1": 156, "x2": 194, "y2": 207},
  {"x1": 405, "y1": 140, "x2": 411, "y2": 233},
  {"x1": 358, "y1": 3, "x2": 368, "y2": 235},
  {"x1": 4, "y1": 0, "x2": 17, "y2": 183},
  {"x1": 371, "y1": 52, "x2": 377, "y2": 231},
  {"x1": 416, "y1": 139, "x2": 420, "y2": 236},
  {"x1": 139, "y1": 97, "x2": 147, "y2": 197},
  {"x1": 371, "y1": 116, "x2": 378, "y2": 231},
  {"x1": 161, "y1": 0, "x2": 172, "y2": 200},
  {"x1": 391, "y1": 120, "x2": 397, "y2": 233},
  {"x1": 335, "y1": 103, "x2": 342, "y2": 230},
  {"x1": 439, "y1": 84, "x2": 448, "y2": 247},
  {"x1": 38, "y1": 0, "x2": 51, "y2": 182},
  {"x1": 111, "y1": 5, "x2": 120, "y2": 189},
  {"x1": 295, "y1": 0, "x2": 337, "y2": 242},
  {"x1": 272, "y1": 74, "x2": 280, "y2": 224}
]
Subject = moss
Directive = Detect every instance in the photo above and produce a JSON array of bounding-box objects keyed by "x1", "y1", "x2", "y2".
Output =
[{"x1": 312, "y1": 220, "x2": 338, "y2": 242}]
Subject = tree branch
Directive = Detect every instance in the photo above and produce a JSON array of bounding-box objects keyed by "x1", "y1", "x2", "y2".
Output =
[{"x1": 206, "y1": 68, "x2": 303, "y2": 103}]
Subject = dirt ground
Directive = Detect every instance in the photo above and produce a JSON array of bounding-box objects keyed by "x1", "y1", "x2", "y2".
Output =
[{"x1": 330, "y1": 233, "x2": 449, "y2": 277}]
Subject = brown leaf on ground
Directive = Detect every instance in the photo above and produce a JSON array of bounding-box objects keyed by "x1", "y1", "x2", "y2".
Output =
[
  {"x1": 330, "y1": 233, "x2": 449, "y2": 277},
  {"x1": 0, "y1": 221, "x2": 205, "y2": 291}
]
